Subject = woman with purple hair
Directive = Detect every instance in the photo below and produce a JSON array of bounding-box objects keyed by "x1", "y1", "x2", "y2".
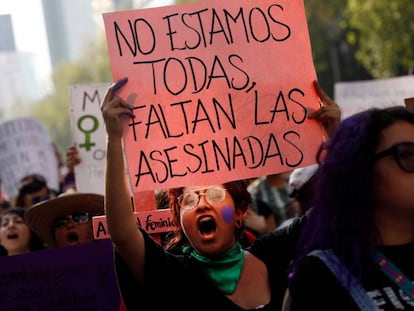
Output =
[{"x1": 285, "y1": 106, "x2": 414, "y2": 310}]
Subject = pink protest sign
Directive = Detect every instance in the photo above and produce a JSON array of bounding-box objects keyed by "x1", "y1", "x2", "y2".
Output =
[
  {"x1": 103, "y1": 0, "x2": 323, "y2": 192},
  {"x1": 93, "y1": 208, "x2": 176, "y2": 240}
]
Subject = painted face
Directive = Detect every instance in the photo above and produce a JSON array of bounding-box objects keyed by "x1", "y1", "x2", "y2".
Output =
[
  {"x1": 0, "y1": 214, "x2": 31, "y2": 255},
  {"x1": 373, "y1": 121, "x2": 414, "y2": 218},
  {"x1": 53, "y1": 214, "x2": 94, "y2": 247},
  {"x1": 179, "y1": 185, "x2": 243, "y2": 257}
]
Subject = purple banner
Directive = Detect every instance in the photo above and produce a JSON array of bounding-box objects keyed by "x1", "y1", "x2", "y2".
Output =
[{"x1": 0, "y1": 240, "x2": 121, "y2": 311}]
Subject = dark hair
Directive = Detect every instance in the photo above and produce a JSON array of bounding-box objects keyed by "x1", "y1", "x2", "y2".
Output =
[
  {"x1": 18, "y1": 174, "x2": 47, "y2": 195},
  {"x1": 290, "y1": 170, "x2": 320, "y2": 215},
  {"x1": 164, "y1": 180, "x2": 252, "y2": 251},
  {"x1": 14, "y1": 174, "x2": 50, "y2": 207},
  {"x1": 295, "y1": 106, "x2": 414, "y2": 281},
  {"x1": 0, "y1": 207, "x2": 47, "y2": 253},
  {"x1": 0, "y1": 200, "x2": 11, "y2": 211}
]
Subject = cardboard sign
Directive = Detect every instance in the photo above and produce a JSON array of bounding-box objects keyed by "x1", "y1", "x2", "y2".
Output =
[
  {"x1": 334, "y1": 75, "x2": 414, "y2": 119},
  {"x1": 93, "y1": 208, "x2": 176, "y2": 240},
  {"x1": 0, "y1": 117, "x2": 59, "y2": 199},
  {"x1": 69, "y1": 83, "x2": 110, "y2": 195},
  {"x1": 405, "y1": 97, "x2": 414, "y2": 112},
  {"x1": 103, "y1": 0, "x2": 322, "y2": 192},
  {"x1": 0, "y1": 240, "x2": 121, "y2": 310},
  {"x1": 69, "y1": 83, "x2": 157, "y2": 214}
]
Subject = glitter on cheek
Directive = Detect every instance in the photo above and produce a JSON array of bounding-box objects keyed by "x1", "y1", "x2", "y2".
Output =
[{"x1": 221, "y1": 206, "x2": 235, "y2": 224}]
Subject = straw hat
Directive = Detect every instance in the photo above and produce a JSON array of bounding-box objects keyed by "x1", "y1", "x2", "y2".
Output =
[{"x1": 25, "y1": 191, "x2": 104, "y2": 248}]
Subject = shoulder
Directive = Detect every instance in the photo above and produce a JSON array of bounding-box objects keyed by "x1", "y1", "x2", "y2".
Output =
[
  {"x1": 288, "y1": 255, "x2": 358, "y2": 310},
  {"x1": 291, "y1": 254, "x2": 333, "y2": 282},
  {"x1": 248, "y1": 215, "x2": 305, "y2": 257}
]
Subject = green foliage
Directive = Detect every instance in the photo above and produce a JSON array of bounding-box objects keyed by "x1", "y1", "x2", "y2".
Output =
[
  {"x1": 346, "y1": 0, "x2": 414, "y2": 78},
  {"x1": 30, "y1": 35, "x2": 112, "y2": 157},
  {"x1": 305, "y1": 0, "x2": 373, "y2": 96}
]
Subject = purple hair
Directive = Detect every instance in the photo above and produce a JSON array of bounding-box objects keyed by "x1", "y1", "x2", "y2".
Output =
[{"x1": 295, "y1": 106, "x2": 414, "y2": 281}]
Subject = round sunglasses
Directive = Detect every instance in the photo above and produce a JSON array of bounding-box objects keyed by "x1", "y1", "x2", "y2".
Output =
[{"x1": 53, "y1": 213, "x2": 90, "y2": 229}]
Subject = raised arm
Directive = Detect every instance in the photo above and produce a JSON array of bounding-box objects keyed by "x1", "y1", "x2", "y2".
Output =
[{"x1": 101, "y1": 78, "x2": 145, "y2": 284}]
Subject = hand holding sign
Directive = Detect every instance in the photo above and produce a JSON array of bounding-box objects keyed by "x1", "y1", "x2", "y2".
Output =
[
  {"x1": 101, "y1": 78, "x2": 136, "y2": 138},
  {"x1": 103, "y1": 0, "x2": 324, "y2": 192},
  {"x1": 99, "y1": 1, "x2": 325, "y2": 310}
]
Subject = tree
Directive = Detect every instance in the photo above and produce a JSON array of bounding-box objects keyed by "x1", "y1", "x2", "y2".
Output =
[
  {"x1": 304, "y1": 0, "x2": 372, "y2": 96},
  {"x1": 30, "y1": 36, "x2": 112, "y2": 156},
  {"x1": 346, "y1": 0, "x2": 414, "y2": 78}
]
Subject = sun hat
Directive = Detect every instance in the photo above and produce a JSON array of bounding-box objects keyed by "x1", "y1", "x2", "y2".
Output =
[
  {"x1": 25, "y1": 191, "x2": 104, "y2": 248},
  {"x1": 288, "y1": 164, "x2": 319, "y2": 198}
]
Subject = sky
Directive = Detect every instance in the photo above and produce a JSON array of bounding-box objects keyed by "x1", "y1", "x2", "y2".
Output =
[
  {"x1": 0, "y1": 0, "x2": 51, "y2": 83},
  {"x1": 0, "y1": 0, "x2": 174, "y2": 86}
]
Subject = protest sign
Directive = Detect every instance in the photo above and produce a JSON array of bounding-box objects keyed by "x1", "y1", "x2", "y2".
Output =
[
  {"x1": 69, "y1": 83, "x2": 110, "y2": 194},
  {"x1": 93, "y1": 208, "x2": 175, "y2": 240},
  {"x1": 103, "y1": 0, "x2": 323, "y2": 192},
  {"x1": 0, "y1": 117, "x2": 59, "y2": 198},
  {"x1": 69, "y1": 83, "x2": 158, "y2": 216},
  {"x1": 334, "y1": 75, "x2": 414, "y2": 119},
  {"x1": 0, "y1": 240, "x2": 121, "y2": 310}
]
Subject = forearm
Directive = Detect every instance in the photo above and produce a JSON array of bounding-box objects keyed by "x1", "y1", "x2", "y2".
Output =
[
  {"x1": 101, "y1": 78, "x2": 145, "y2": 284},
  {"x1": 105, "y1": 136, "x2": 146, "y2": 283},
  {"x1": 105, "y1": 136, "x2": 140, "y2": 243}
]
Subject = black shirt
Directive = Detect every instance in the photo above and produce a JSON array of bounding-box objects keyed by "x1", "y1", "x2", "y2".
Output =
[
  {"x1": 288, "y1": 242, "x2": 414, "y2": 310},
  {"x1": 115, "y1": 228, "x2": 282, "y2": 311}
]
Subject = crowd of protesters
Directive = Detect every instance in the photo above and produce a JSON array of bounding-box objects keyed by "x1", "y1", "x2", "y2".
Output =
[{"x1": 1, "y1": 75, "x2": 414, "y2": 310}]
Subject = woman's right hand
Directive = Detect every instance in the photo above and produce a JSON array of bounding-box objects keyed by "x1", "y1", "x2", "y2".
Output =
[
  {"x1": 101, "y1": 77, "x2": 135, "y2": 138},
  {"x1": 66, "y1": 144, "x2": 81, "y2": 172}
]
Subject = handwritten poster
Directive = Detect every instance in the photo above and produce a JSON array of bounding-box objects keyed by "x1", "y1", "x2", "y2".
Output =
[
  {"x1": 69, "y1": 83, "x2": 110, "y2": 195},
  {"x1": 0, "y1": 117, "x2": 59, "y2": 199},
  {"x1": 0, "y1": 240, "x2": 121, "y2": 310},
  {"x1": 69, "y1": 83, "x2": 157, "y2": 214},
  {"x1": 334, "y1": 75, "x2": 414, "y2": 119},
  {"x1": 103, "y1": 0, "x2": 322, "y2": 192},
  {"x1": 93, "y1": 208, "x2": 175, "y2": 240}
]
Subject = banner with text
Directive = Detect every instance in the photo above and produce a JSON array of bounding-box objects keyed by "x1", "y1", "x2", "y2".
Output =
[
  {"x1": 0, "y1": 117, "x2": 59, "y2": 198},
  {"x1": 69, "y1": 83, "x2": 110, "y2": 195},
  {"x1": 69, "y1": 83, "x2": 157, "y2": 213},
  {"x1": 334, "y1": 75, "x2": 414, "y2": 119},
  {"x1": 103, "y1": 0, "x2": 322, "y2": 192}
]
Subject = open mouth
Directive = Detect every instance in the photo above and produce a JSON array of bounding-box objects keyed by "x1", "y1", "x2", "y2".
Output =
[
  {"x1": 197, "y1": 215, "x2": 216, "y2": 236},
  {"x1": 66, "y1": 232, "x2": 80, "y2": 243},
  {"x1": 7, "y1": 233, "x2": 18, "y2": 240}
]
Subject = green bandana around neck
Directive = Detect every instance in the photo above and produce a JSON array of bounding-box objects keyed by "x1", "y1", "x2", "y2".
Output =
[{"x1": 187, "y1": 243, "x2": 244, "y2": 294}]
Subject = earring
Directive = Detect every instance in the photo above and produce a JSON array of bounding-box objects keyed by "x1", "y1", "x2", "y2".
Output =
[{"x1": 235, "y1": 219, "x2": 242, "y2": 228}]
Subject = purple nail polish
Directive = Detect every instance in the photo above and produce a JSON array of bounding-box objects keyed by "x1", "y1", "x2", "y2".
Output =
[
  {"x1": 113, "y1": 77, "x2": 128, "y2": 94},
  {"x1": 121, "y1": 111, "x2": 135, "y2": 119}
]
